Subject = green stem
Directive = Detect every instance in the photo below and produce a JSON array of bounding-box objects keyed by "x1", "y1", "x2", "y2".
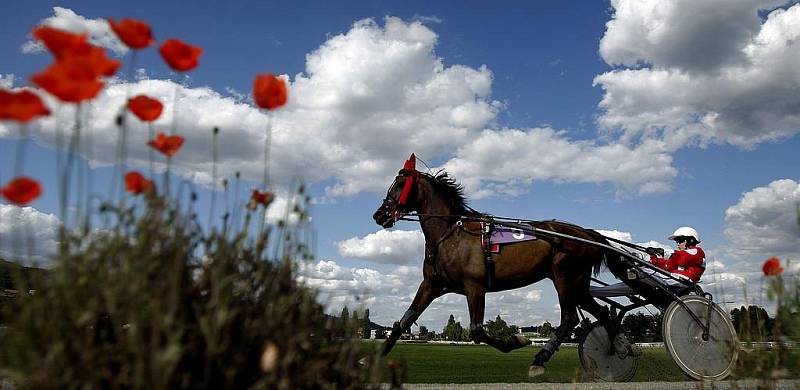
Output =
[
  {"x1": 262, "y1": 113, "x2": 271, "y2": 189},
  {"x1": 61, "y1": 104, "x2": 83, "y2": 227},
  {"x1": 209, "y1": 127, "x2": 219, "y2": 232}
]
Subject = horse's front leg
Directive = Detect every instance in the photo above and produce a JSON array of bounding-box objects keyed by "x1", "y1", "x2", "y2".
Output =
[
  {"x1": 382, "y1": 279, "x2": 443, "y2": 356},
  {"x1": 465, "y1": 282, "x2": 531, "y2": 353}
]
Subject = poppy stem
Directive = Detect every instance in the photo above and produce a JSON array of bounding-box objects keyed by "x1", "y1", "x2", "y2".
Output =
[
  {"x1": 171, "y1": 82, "x2": 180, "y2": 135},
  {"x1": 61, "y1": 104, "x2": 83, "y2": 227},
  {"x1": 108, "y1": 109, "x2": 125, "y2": 214},
  {"x1": 127, "y1": 50, "x2": 138, "y2": 83},
  {"x1": 262, "y1": 113, "x2": 271, "y2": 189},
  {"x1": 148, "y1": 123, "x2": 154, "y2": 176},
  {"x1": 231, "y1": 171, "x2": 241, "y2": 238},
  {"x1": 164, "y1": 157, "x2": 171, "y2": 198},
  {"x1": 209, "y1": 127, "x2": 219, "y2": 232}
]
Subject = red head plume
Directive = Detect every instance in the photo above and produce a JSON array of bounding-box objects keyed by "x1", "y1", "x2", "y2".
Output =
[
  {"x1": 403, "y1": 153, "x2": 416, "y2": 172},
  {"x1": 398, "y1": 153, "x2": 418, "y2": 206}
]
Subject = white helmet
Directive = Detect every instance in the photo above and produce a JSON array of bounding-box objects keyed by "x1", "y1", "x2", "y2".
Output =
[{"x1": 668, "y1": 226, "x2": 700, "y2": 243}]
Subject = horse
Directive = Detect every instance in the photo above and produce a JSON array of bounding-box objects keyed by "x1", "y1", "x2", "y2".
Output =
[{"x1": 372, "y1": 154, "x2": 627, "y2": 376}]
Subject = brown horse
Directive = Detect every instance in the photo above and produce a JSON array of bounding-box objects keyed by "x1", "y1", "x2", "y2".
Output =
[{"x1": 372, "y1": 154, "x2": 625, "y2": 376}]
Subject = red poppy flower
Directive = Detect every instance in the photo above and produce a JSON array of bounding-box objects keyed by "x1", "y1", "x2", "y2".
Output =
[
  {"x1": 159, "y1": 39, "x2": 202, "y2": 72},
  {"x1": 763, "y1": 257, "x2": 784, "y2": 276},
  {"x1": 31, "y1": 59, "x2": 106, "y2": 103},
  {"x1": 107, "y1": 17, "x2": 154, "y2": 50},
  {"x1": 127, "y1": 95, "x2": 163, "y2": 122},
  {"x1": 253, "y1": 74, "x2": 288, "y2": 110},
  {"x1": 32, "y1": 26, "x2": 92, "y2": 58},
  {"x1": 148, "y1": 132, "x2": 184, "y2": 158},
  {"x1": 124, "y1": 171, "x2": 154, "y2": 194},
  {"x1": 248, "y1": 190, "x2": 274, "y2": 209},
  {"x1": 1, "y1": 177, "x2": 42, "y2": 205},
  {"x1": 0, "y1": 89, "x2": 51, "y2": 122}
]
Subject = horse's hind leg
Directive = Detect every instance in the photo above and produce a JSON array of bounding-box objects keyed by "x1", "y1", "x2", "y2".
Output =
[
  {"x1": 529, "y1": 282, "x2": 580, "y2": 377},
  {"x1": 382, "y1": 279, "x2": 443, "y2": 356},
  {"x1": 465, "y1": 282, "x2": 530, "y2": 353}
]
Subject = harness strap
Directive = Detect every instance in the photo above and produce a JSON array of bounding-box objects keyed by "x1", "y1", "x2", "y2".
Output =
[
  {"x1": 425, "y1": 222, "x2": 460, "y2": 274},
  {"x1": 483, "y1": 219, "x2": 496, "y2": 288}
]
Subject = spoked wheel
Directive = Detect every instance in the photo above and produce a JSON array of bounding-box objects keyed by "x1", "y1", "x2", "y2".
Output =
[
  {"x1": 579, "y1": 321, "x2": 638, "y2": 382},
  {"x1": 662, "y1": 295, "x2": 738, "y2": 381}
]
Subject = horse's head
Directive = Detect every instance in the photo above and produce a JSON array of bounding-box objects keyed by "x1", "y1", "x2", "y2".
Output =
[{"x1": 373, "y1": 153, "x2": 420, "y2": 228}]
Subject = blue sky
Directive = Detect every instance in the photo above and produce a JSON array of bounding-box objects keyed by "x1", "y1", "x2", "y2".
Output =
[{"x1": 2, "y1": 1, "x2": 800, "y2": 331}]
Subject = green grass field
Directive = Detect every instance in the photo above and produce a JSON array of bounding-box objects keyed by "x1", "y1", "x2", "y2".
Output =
[{"x1": 376, "y1": 342, "x2": 687, "y2": 383}]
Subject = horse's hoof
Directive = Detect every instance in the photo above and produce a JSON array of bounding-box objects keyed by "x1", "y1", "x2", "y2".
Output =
[{"x1": 528, "y1": 365, "x2": 545, "y2": 377}]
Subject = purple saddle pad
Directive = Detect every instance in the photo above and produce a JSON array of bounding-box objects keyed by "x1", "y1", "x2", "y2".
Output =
[{"x1": 482, "y1": 224, "x2": 537, "y2": 253}]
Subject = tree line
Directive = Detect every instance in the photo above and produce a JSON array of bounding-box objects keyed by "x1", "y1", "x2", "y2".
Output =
[{"x1": 336, "y1": 303, "x2": 783, "y2": 342}]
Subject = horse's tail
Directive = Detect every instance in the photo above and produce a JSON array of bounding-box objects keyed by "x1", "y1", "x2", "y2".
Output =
[{"x1": 584, "y1": 229, "x2": 628, "y2": 279}]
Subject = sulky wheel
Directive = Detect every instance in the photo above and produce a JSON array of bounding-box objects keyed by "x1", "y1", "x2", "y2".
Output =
[
  {"x1": 662, "y1": 295, "x2": 738, "y2": 381},
  {"x1": 579, "y1": 321, "x2": 638, "y2": 382}
]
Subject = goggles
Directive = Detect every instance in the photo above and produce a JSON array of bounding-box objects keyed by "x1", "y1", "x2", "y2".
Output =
[{"x1": 674, "y1": 236, "x2": 688, "y2": 244}]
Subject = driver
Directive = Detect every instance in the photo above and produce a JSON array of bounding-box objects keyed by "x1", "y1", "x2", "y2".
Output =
[{"x1": 646, "y1": 226, "x2": 706, "y2": 283}]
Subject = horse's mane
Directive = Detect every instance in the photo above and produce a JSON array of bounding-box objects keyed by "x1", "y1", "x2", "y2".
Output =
[{"x1": 421, "y1": 170, "x2": 481, "y2": 216}]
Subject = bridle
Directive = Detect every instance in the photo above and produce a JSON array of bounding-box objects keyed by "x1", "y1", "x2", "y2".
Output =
[
  {"x1": 380, "y1": 171, "x2": 417, "y2": 222},
  {"x1": 378, "y1": 154, "x2": 419, "y2": 223}
]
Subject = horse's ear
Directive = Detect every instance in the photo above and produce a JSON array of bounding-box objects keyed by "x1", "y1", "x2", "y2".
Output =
[{"x1": 403, "y1": 153, "x2": 416, "y2": 171}]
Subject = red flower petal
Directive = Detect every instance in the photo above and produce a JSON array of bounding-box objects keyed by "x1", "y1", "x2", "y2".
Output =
[
  {"x1": 29, "y1": 39, "x2": 120, "y2": 104},
  {"x1": 253, "y1": 74, "x2": 288, "y2": 110},
  {"x1": 147, "y1": 132, "x2": 184, "y2": 158},
  {"x1": 0, "y1": 89, "x2": 51, "y2": 122},
  {"x1": 127, "y1": 95, "x2": 163, "y2": 122},
  {"x1": 252, "y1": 190, "x2": 274, "y2": 205},
  {"x1": 762, "y1": 257, "x2": 784, "y2": 276},
  {"x1": 1, "y1": 177, "x2": 42, "y2": 205},
  {"x1": 108, "y1": 17, "x2": 154, "y2": 50},
  {"x1": 159, "y1": 39, "x2": 202, "y2": 72},
  {"x1": 32, "y1": 26, "x2": 92, "y2": 59},
  {"x1": 31, "y1": 60, "x2": 106, "y2": 103},
  {"x1": 124, "y1": 171, "x2": 154, "y2": 194}
]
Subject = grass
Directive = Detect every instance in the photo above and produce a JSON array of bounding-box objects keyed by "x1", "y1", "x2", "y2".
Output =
[{"x1": 378, "y1": 342, "x2": 686, "y2": 383}]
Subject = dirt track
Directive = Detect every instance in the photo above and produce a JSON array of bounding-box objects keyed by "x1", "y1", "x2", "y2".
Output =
[{"x1": 396, "y1": 379, "x2": 800, "y2": 389}]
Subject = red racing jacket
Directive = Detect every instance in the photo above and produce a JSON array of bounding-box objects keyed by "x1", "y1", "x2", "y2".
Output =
[{"x1": 650, "y1": 246, "x2": 706, "y2": 282}]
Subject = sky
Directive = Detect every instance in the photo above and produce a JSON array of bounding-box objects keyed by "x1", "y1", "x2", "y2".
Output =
[{"x1": 1, "y1": 0, "x2": 800, "y2": 333}]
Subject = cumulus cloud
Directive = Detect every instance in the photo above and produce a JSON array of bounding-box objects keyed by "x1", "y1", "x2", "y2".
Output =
[
  {"x1": 0, "y1": 205, "x2": 60, "y2": 265},
  {"x1": 22, "y1": 6, "x2": 128, "y2": 56},
  {"x1": 4, "y1": 10, "x2": 689, "y2": 199},
  {"x1": 337, "y1": 229, "x2": 424, "y2": 265},
  {"x1": 442, "y1": 129, "x2": 677, "y2": 197},
  {"x1": 724, "y1": 179, "x2": 800, "y2": 261},
  {"x1": 297, "y1": 259, "x2": 554, "y2": 328},
  {"x1": 595, "y1": 1, "x2": 800, "y2": 149}
]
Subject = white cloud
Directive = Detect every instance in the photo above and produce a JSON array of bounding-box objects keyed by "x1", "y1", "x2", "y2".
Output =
[
  {"x1": 297, "y1": 259, "x2": 559, "y2": 329},
  {"x1": 337, "y1": 229, "x2": 424, "y2": 265},
  {"x1": 596, "y1": 229, "x2": 632, "y2": 242},
  {"x1": 0, "y1": 74, "x2": 15, "y2": 89},
  {"x1": 4, "y1": 11, "x2": 691, "y2": 200},
  {"x1": 22, "y1": 6, "x2": 128, "y2": 56},
  {"x1": 599, "y1": 0, "x2": 784, "y2": 71},
  {"x1": 595, "y1": 2, "x2": 800, "y2": 150},
  {"x1": 0, "y1": 205, "x2": 60, "y2": 265},
  {"x1": 724, "y1": 179, "x2": 800, "y2": 261},
  {"x1": 442, "y1": 129, "x2": 677, "y2": 198}
]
